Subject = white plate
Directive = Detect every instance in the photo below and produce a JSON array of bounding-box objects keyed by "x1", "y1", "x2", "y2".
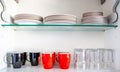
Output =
[
  {"x1": 14, "y1": 19, "x2": 42, "y2": 24},
  {"x1": 44, "y1": 21, "x2": 76, "y2": 25},
  {"x1": 44, "y1": 14, "x2": 77, "y2": 21}
]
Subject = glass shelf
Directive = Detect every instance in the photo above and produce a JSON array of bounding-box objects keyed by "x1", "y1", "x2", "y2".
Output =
[
  {"x1": 0, "y1": 66, "x2": 119, "y2": 72},
  {"x1": 1, "y1": 24, "x2": 117, "y2": 31}
]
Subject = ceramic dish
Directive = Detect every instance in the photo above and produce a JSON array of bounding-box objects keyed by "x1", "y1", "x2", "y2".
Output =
[
  {"x1": 14, "y1": 14, "x2": 43, "y2": 24},
  {"x1": 44, "y1": 14, "x2": 77, "y2": 22},
  {"x1": 82, "y1": 16, "x2": 106, "y2": 20},
  {"x1": 44, "y1": 20, "x2": 76, "y2": 24},
  {"x1": 14, "y1": 19, "x2": 42, "y2": 24},
  {"x1": 81, "y1": 20, "x2": 108, "y2": 24},
  {"x1": 81, "y1": 18, "x2": 108, "y2": 23},
  {"x1": 82, "y1": 12, "x2": 103, "y2": 17},
  {"x1": 81, "y1": 16, "x2": 108, "y2": 24}
]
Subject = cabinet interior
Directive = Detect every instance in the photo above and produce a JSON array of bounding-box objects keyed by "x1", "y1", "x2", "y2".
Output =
[{"x1": 0, "y1": 0, "x2": 119, "y2": 70}]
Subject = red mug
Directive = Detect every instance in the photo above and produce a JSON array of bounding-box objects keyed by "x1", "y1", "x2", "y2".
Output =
[
  {"x1": 58, "y1": 52, "x2": 71, "y2": 69},
  {"x1": 56, "y1": 52, "x2": 63, "y2": 63},
  {"x1": 42, "y1": 52, "x2": 55, "y2": 69}
]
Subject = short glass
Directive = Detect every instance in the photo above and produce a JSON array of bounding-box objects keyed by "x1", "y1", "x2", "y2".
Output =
[
  {"x1": 74, "y1": 49, "x2": 86, "y2": 69},
  {"x1": 85, "y1": 49, "x2": 97, "y2": 69},
  {"x1": 103, "y1": 49, "x2": 114, "y2": 69}
]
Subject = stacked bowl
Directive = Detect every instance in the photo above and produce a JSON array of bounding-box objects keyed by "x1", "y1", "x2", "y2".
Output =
[
  {"x1": 44, "y1": 14, "x2": 77, "y2": 24},
  {"x1": 13, "y1": 14, "x2": 43, "y2": 24},
  {"x1": 81, "y1": 12, "x2": 108, "y2": 24}
]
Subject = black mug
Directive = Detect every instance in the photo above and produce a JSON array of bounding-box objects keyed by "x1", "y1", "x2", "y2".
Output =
[
  {"x1": 12, "y1": 53, "x2": 23, "y2": 68},
  {"x1": 29, "y1": 52, "x2": 40, "y2": 66}
]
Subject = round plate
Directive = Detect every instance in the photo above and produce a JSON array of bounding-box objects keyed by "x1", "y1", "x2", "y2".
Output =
[
  {"x1": 44, "y1": 20, "x2": 76, "y2": 24},
  {"x1": 14, "y1": 19, "x2": 42, "y2": 24},
  {"x1": 44, "y1": 14, "x2": 77, "y2": 22}
]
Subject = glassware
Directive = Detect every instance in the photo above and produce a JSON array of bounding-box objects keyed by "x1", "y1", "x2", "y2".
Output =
[
  {"x1": 96, "y1": 48, "x2": 104, "y2": 70},
  {"x1": 103, "y1": 49, "x2": 114, "y2": 69},
  {"x1": 74, "y1": 49, "x2": 86, "y2": 70},
  {"x1": 74, "y1": 48, "x2": 115, "y2": 70},
  {"x1": 85, "y1": 49, "x2": 97, "y2": 69}
]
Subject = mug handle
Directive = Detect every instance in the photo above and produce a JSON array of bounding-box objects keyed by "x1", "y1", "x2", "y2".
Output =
[
  {"x1": 27, "y1": 55, "x2": 40, "y2": 63},
  {"x1": 56, "y1": 54, "x2": 60, "y2": 64},
  {"x1": 3, "y1": 54, "x2": 12, "y2": 64},
  {"x1": 26, "y1": 55, "x2": 31, "y2": 62}
]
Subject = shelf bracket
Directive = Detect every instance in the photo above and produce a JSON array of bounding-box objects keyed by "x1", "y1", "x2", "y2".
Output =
[
  {"x1": 14, "y1": 0, "x2": 19, "y2": 3},
  {"x1": 101, "y1": 0, "x2": 106, "y2": 5}
]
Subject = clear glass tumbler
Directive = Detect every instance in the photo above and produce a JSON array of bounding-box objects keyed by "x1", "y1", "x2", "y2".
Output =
[
  {"x1": 96, "y1": 48, "x2": 104, "y2": 70},
  {"x1": 85, "y1": 49, "x2": 97, "y2": 69},
  {"x1": 103, "y1": 49, "x2": 114, "y2": 70},
  {"x1": 74, "y1": 49, "x2": 86, "y2": 70}
]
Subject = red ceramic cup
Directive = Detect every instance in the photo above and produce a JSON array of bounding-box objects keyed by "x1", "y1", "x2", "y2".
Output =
[
  {"x1": 57, "y1": 52, "x2": 65, "y2": 63},
  {"x1": 58, "y1": 52, "x2": 71, "y2": 69},
  {"x1": 42, "y1": 52, "x2": 55, "y2": 69}
]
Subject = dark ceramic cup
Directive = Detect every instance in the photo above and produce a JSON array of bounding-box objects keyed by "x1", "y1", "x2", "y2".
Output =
[{"x1": 29, "y1": 52, "x2": 40, "y2": 66}]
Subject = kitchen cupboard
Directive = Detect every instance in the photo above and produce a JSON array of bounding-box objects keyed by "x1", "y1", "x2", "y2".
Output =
[{"x1": 0, "y1": 0, "x2": 120, "y2": 72}]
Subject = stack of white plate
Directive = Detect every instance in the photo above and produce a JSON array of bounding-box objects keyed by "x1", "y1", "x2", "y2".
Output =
[
  {"x1": 81, "y1": 12, "x2": 108, "y2": 24},
  {"x1": 13, "y1": 14, "x2": 43, "y2": 24},
  {"x1": 44, "y1": 14, "x2": 77, "y2": 24}
]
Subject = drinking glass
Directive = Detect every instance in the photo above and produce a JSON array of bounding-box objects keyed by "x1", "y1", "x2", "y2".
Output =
[
  {"x1": 95, "y1": 48, "x2": 104, "y2": 70},
  {"x1": 85, "y1": 49, "x2": 97, "y2": 69},
  {"x1": 103, "y1": 49, "x2": 114, "y2": 69},
  {"x1": 74, "y1": 49, "x2": 86, "y2": 69}
]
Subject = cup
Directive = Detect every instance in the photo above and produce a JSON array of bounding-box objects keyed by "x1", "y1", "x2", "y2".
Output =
[
  {"x1": 56, "y1": 52, "x2": 63, "y2": 63},
  {"x1": 11, "y1": 52, "x2": 23, "y2": 68},
  {"x1": 5, "y1": 52, "x2": 13, "y2": 67},
  {"x1": 42, "y1": 52, "x2": 55, "y2": 69},
  {"x1": 58, "y1": 52, "x2": 71, "y2": 69},
  {"x1": 103, "y1": 49, "x2": 114, "y2": 69},
  {"x1": 29, "y1": 52, "x2": 40, "y2": 66},
  {"x1": 85, "y1": 49, "x2": 97, "y2": 69},
  {"x1": 96, "y1": 49, "x2": 104, "y2": 69},
  {"x1": 74, "y1": 49, "x2": 86, "y2": 69},
  {"x1": 4, "y1": 52, "x2": 27, "y2": 68}
]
